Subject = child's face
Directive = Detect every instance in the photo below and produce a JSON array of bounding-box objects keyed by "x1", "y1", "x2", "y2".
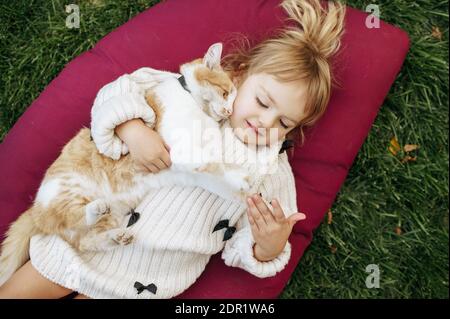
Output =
[{"x1": 229, "y1": 73, "x2": 307, "y2": 146}]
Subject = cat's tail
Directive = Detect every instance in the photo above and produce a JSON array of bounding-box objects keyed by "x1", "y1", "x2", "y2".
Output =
[{"x1": 0, "y1": 208, "x2": 39, "y2": 287}]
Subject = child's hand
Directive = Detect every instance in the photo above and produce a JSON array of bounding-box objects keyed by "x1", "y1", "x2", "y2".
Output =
[
  {"x1": 246, "y1": 193, "x2": 306, "y2": 262},
  {"x1": 115, "y1": 119, "x2": 172, "y2": 173}
]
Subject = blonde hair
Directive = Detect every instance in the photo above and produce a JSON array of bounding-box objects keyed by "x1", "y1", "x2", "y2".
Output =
[{"x1": 222, "y1": 0, "x2": 346, "y2": 146}]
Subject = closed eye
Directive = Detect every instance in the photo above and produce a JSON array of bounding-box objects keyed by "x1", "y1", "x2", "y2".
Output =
[
  {"x1": 256, "y1": 97, "x2": 289, "y2": 129},
  {"x1": 256, "y1": 97, "x2": 268, "y2": 108}
]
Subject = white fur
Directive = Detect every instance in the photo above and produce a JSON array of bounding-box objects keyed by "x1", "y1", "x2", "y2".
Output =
[
  {"x1": 127, "y1": 43, "x2": 279, "y2": 204},
  {"x1": 134, "y1": 79, "x2": 246, "y2": 202},
  {"x1": 35, "y1": 178, "x2": 61, "y2": 207}
]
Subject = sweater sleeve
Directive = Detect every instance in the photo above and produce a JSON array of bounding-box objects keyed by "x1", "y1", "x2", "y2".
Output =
[
  {"x1": 221, "y1": 153, "x2": 298, "y2": 278},
  {"x1": 90, "y1": 67, "x2": 180, "y2": 160}
]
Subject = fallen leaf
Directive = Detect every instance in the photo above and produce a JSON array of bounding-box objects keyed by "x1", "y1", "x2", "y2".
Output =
[
  {"x1": 388, "y1": 137, "x2": 401, "y2": 156},
  {"x1": 431, "y1": 26, "x2": 443, "y2": 40},
  {"x1": 330, "y1": 244, "x2": 337, "y2": 254},
  {"x1": 404, "y1": 144, "x2": 419, "y2": 152},
  {"x1": 395, "y1": 226, "x2": 402, "y2": 235},
  {"x1": 401, "y1": 155, "x2": 417, "y2": 163},
  {"x1": 327, "y1": 209, "x2": 333, "y2": 225}
]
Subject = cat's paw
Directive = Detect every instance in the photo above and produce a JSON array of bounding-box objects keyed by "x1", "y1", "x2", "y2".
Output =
[
  {"x1": 224, "y1": 169, "x2": 251, "y2": 192},
  {"x1": 85, "y1": 199, "x2": 110, "y2": 226},
  {"x1": 111, "y1": 230, "x2": 134, "y2": 246}
]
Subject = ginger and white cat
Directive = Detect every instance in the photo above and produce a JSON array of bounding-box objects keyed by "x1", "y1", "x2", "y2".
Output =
[{"x1": 0, "y1": 43, "x2": 281, "y2": 286}]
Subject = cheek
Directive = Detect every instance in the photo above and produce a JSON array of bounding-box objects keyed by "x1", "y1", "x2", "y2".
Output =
[{"x1": 230, "y1": 96, "x2": 247, "y2": 122}]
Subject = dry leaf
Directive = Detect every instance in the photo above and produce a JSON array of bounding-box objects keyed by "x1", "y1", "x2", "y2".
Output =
[
  {"x1": 431, "y1": 26, "x2": 443, "y2": 40},
  {"x1": 327, "y1": 209, "x2": 333, "y2": 225},
  {"x1": 395, "y1": 226, "x2": 402, "y2": 235},
  {"x1": 388, "y1": 137, "x2": 401, "y2": 156},
  {"x1": 330, "y1": 244, "x2": 337, "y2": 254},
  {"x1": 404, "y1": 144, "x2": 419, "y2": 152},
  {"x1": 401, "y1": 155, "x2": 417, "y2": 163}
]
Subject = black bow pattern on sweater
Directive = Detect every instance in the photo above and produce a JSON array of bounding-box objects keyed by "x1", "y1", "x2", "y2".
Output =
[
  {"x1": 126, "y1": 208, "x2": 140, "y2": 227},
  {"x1": 134, "y1": 281, "x2": 157, "y2": 295},
  {"x1": 213, "y1": 219, "x2": 236, "y2": 241}
]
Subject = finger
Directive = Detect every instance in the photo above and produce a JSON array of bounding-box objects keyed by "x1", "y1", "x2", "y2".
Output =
[
  {"x1": 252, "y1": 194, "x2": 274, "y2": 224},
  {"x1": 134, "y1": 164, "x2": 148, "y2": 174},
  {"x1": 247, "y1": 197, "x2": 267, "y2": 229},
  {"x1": 247, "y1": 208, "x2": 260, "y2": 232},
  {"x1": 159, "y1": 158, "x2": 170, "y2": 169},
  {"x1": 150, "y1": 158, "x2": 167, "y2": 170},
  {"x1": 270, "y1": 199, "x2": 286, "y2": 223},
  {"x1": 151, "y1": 159, "x2": 166, "y2": 170},
  {"x1": 160, "y1": 151, "x2": 172, "y2": 168},
  {"x1": 288, "y1": 212, "x2": 306, "y2": 227},
  {"x1": 145, "y1": 163, "x2": 160, "y2": 173},
  {"x1": 163, "y1": 141, "x2": 171, "y2": 153}
]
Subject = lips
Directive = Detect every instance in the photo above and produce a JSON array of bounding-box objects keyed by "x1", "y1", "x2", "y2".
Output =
[{"x1": 246, "y1": 120, "x2": 259, "y2": 135}]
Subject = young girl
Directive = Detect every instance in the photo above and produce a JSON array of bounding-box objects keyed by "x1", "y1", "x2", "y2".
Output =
[{"x1": 0, "y1": 0, "x2": 345, "y2": 299}]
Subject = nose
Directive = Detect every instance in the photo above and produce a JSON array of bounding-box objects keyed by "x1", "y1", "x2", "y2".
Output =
[{"x1": 258, "y1": 112, "x2": 277, "y2": 129}]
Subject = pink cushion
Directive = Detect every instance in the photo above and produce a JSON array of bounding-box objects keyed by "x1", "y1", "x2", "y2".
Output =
[{"x1": 0, "y1": 0, "x2": 409, "y2": 298}]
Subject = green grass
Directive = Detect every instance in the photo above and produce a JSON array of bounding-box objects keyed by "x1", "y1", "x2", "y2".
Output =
[{"x1": 0, "y1": 0, "x2": 448, "y2": 298}]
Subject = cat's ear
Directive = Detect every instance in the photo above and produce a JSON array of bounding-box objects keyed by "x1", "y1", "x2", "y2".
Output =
[{"x1": 203, "y1": 42, "x2": 223, "y2": 70}]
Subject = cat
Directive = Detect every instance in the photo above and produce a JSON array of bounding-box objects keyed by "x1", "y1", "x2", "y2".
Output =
[{"x1": 0, "y1": 42, "x2": 281, "y2": 286}]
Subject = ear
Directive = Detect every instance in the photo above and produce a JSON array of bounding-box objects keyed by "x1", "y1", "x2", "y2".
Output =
[{"x1": 203, "y1": 42, "x2": 223, "y2": 70}]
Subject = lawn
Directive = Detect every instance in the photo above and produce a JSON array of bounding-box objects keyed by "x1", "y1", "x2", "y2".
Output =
[{"x1": 0, "y1": 0, "x2": 448, "y2": 298}]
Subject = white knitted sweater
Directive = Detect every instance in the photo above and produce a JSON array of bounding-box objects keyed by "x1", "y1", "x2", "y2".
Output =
[{"x1": 28, "y1": 68, "x2": 299, "y2": 299}]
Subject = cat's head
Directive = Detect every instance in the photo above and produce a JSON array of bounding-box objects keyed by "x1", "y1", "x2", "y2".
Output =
[{"x1": 179, "y1": 43, "x2": 237, "y2": 121}]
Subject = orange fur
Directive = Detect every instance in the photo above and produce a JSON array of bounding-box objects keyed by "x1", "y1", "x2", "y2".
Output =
[
  {"x1": 45, "y1": 128, "x2": 136, "y2": 192},
  {"x1": 23, "y1": 128, "x2": 137, "y2": 242},
  {"x1": 183, "y1": 58, "x2": 234, "y2": 99},
  {"x1": 144, "y1": 90, "x2": 164, "y2": 132},
  {"x1": 195, "y1": 65, "x2": 234, "y2": 99},
  {"x1": 0, "y1": 128, "x2": 139, "y2": 285}
]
